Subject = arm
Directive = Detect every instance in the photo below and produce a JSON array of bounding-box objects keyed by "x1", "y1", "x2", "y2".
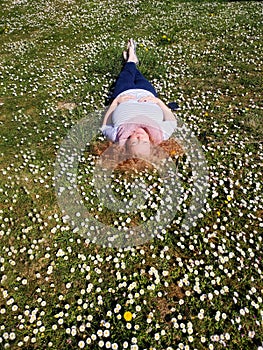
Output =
[
  {"x1": 138, "y1": 96, "x2": 176, "y2": 121},
  {"x1": 156, "y1": 99, "x2": 176, "y2": 121},
  {"x1": 102, "y1": 99, "x2": 118, "y2": 126}
]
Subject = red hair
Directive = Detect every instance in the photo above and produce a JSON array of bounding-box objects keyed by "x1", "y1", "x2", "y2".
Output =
[{"x1": 92, "y1": 138, "x2": 184, "y2": 173}]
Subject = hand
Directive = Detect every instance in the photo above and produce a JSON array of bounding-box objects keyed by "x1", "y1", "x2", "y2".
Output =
[
  {"x1": 115, "y1": 94, "x2": 136, "y2": 105},
  {"x1": 138, "y1": 95, "x2": 175, "y2": 121},
  {"x1": 138, "y1": 95, "x2": 160, "y2": 104}
]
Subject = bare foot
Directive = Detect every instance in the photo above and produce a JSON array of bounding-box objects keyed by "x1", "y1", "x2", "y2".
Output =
[
  {"x1": 127, "y1": 39, "x2": 139, "y2": 64},
  {"x1": 123, "y1": 50, "x2": 128, "y2": 61}
]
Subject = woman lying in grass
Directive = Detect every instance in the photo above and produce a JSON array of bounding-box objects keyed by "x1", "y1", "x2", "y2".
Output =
[{"x1": 99, "y1": 39, "x2": 183, "y2": 170}]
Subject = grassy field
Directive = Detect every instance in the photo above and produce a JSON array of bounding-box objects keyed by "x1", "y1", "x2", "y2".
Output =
[{"x1": 0, "y1": 0, "x2": 262, "y2": 349}]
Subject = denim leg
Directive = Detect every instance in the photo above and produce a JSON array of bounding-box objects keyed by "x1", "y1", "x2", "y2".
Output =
[
  {"x1": 111, "y1": 62, "x2": 158, "y2": 99},
  {"x1": 134, "y1": 70, "x2": 158, "y2": 97},
  {"x1": 111, "y1": 62, "x2": 137, "y2": 99}
]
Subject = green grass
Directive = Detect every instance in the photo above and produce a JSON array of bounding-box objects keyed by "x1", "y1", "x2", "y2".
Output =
[{"x1": 0, "y1": 0, "x2": 262, "y2": 349}]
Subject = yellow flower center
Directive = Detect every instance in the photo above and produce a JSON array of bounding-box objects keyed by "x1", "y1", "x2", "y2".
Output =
[{"x1": 123, "y1": 311, "x2": 133, "y2": 321}]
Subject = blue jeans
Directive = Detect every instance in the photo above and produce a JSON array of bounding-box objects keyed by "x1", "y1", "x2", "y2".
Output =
[{"x1": 111, "y1": 62, "x2": 158, "y2": 99}]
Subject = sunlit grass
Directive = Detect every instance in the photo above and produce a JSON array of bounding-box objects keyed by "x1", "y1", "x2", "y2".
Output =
[{"x1": 0, "y1": 0, "x2": 262, "y2": 349}]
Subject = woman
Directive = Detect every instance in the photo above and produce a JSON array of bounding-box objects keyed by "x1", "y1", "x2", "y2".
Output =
[{"x1": 100, "y1": 39, "x2": 183, "y2": 168}]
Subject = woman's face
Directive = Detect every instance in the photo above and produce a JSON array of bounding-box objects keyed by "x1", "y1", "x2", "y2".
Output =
[{"x1": 126, "y1": 127, "x2": 151, "y2": 156}]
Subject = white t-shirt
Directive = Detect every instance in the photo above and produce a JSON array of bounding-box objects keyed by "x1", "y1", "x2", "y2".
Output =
[{"x1": 100, "y1": 89, "x2": 177, "y2": 142}]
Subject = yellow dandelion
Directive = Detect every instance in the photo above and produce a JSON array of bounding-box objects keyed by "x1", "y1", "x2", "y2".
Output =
[
  {"x1": 123, "y1": 311, "x2": 133, "y2": 322},
  {"x1": 227, "y1": 195, "x2": 232, "y2": 201},
  {"x1": 162, "y1": 35, "x2": 167, "y2": 39},
  {"x1": 216, "y1": 211, "x2": 220, "y2": 216}
]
